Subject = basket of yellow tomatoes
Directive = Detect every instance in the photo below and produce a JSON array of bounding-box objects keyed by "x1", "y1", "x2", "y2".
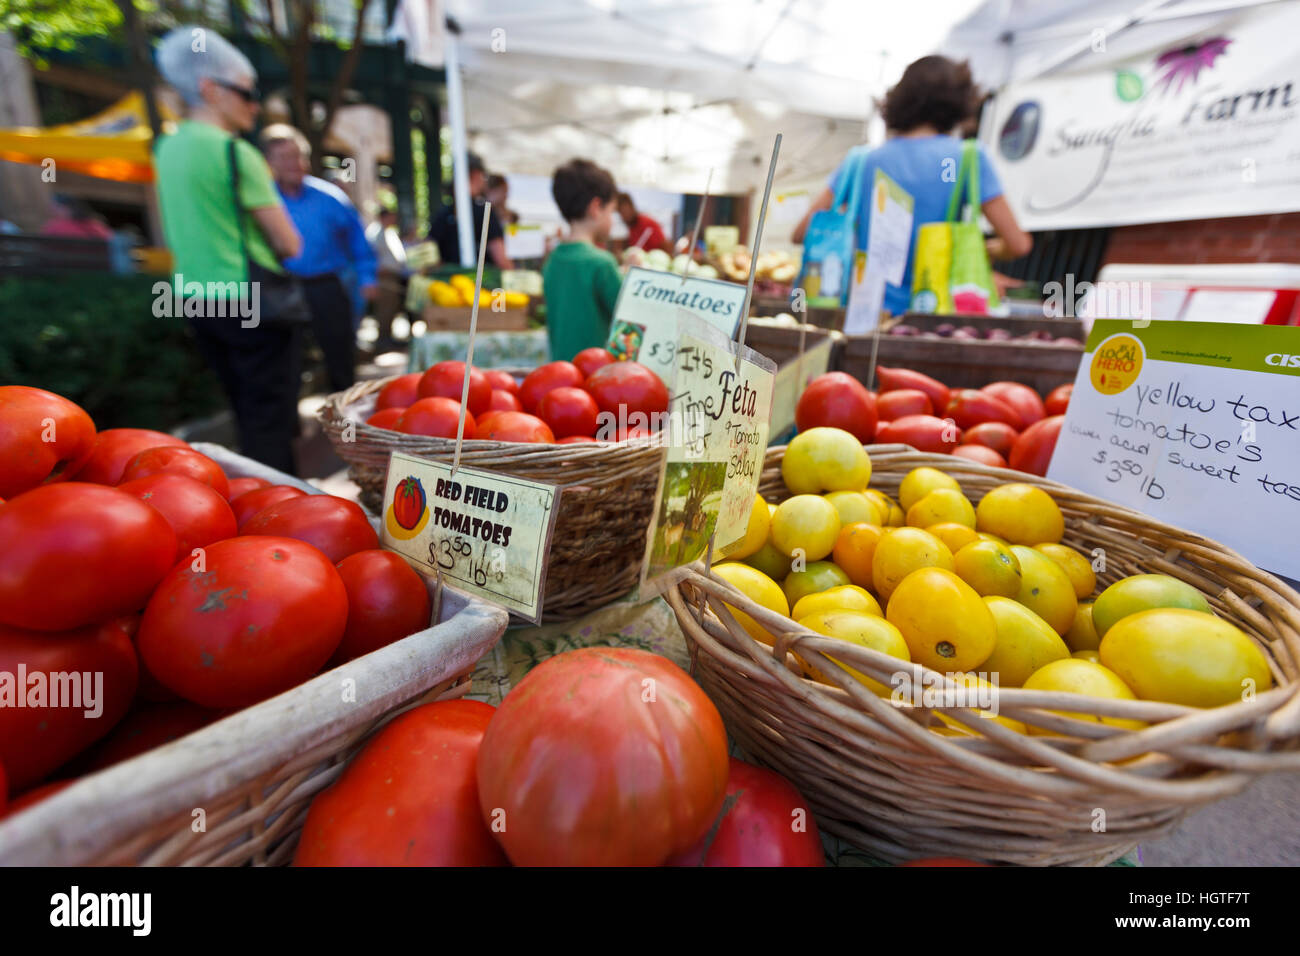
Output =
[{"x1": 664, "y1": 431, "x2": 1300, "y2": 866}]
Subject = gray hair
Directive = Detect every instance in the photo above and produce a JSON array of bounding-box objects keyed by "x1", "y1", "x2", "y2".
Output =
[{"x1": 156, "y1": 25, "x2": 255, "y2": 107}]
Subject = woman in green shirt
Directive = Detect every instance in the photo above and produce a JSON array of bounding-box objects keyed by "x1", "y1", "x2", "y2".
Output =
[{"x1": 154, "y1": 26, "x2": 303, "y2": 473}]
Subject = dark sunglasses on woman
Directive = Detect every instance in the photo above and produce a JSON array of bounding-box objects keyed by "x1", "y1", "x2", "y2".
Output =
[{"x1": 214, "y1": 79, "x2": 259, "y2": 103}]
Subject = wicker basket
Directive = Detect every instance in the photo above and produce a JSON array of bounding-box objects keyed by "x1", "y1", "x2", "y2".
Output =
[
  {"x1": 665, "y1": 444, "x2": 1300, "y2": 866},
  {"x1": 0, "y1": 447, "x2": 510, "y2": 866},
  {"x1": 319, "y1": 375, "x2": 665, "y2": 621}
]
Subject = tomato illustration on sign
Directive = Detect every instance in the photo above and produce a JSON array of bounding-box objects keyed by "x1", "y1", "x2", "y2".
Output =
[{"x1": 386, "y1": 476, "x2": 429, "y2": 541}]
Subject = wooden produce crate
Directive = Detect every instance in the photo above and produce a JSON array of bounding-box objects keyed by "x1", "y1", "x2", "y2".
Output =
[
  {"x1": 751, "y1": 294, "x2": 846, "y2": 331},
  {"x1": 742, "y1": 321, "x2": 844, "y2": 370},
  {"x1": 840, "y1": 334, "x2": 1084, "y2": 395},
  {"x1": 889, "y1": 311, "x2": 1085, "y2": 340},
  {"x1": 422, "y1": 304, "x2": 530, "y2": 332}
]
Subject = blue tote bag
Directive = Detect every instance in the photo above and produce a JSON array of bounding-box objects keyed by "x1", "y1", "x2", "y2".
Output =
[{"x1": 797, "y1": 149, "x2": 867, "y2": 306}]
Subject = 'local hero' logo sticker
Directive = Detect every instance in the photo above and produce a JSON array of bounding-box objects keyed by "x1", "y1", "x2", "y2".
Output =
[
  {"x1": 1089, "y1": 332, "x2": 1145, "y2": 395},
  {"x1": 386, "y1": 475, "x2": 429, "y2": 540}
]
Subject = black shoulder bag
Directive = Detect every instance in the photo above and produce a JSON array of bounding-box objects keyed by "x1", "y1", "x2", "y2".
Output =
[{"x1": 228, "y1": 138, "x2": 311, "y2": 325}]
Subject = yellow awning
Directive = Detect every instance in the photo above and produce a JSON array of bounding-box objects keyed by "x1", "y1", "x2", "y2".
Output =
[{"x1": 0, "y1": 92, "x2": 174, "y2": 184}]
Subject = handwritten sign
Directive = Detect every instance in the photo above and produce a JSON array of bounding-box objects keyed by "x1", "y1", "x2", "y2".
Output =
[
  {"x1": 769, "y1": 335, "x2": 835, "y2": 441},
  {"x1": 380, "y1": 452, "x2": 560, "y2": 622},
  {"x1": 606, "y1": 266, "x2": 747, "y2": 376},
  {"x1": 844, "y1": 170, "x2": 914, "y2": 335},
  {"x1": 1047, "y1": 320, "x2": 1300, "y2": 580},
  {"x1": 639, "y1": 331, "x2": 775, "y2": 591}
]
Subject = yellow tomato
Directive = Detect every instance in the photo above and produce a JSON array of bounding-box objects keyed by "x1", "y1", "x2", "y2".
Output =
[
  {"x1": 898, "y1": 467, "x2": 961, "y2": 512},
  {"x1": 781, "y1": 427, "x2": 871, "y2": 495},
  {"x1": 796, "y1": 610, "x2": 910, "y2": 694},
  {"x1": 926, "y1": 522, "x2": 979, "y2": 554},
  {"x1": 871, "y1": 527, "x2": 955, "y2": 603},
  {"x1": 1099, "y1": 608, "x2": 1273, "y2": 708},
  {"x1": 782, "y1": 560, "x2": 851, "y2": 607},
  {"x1": 863, "y1": 489, "x2": 893, "y2": 518},
  {"x1": 977, "y1": 531, "x2": 1009, "y2": 545},
  {"x1": 952, "y1": 539, "x2": 1022, "y2": 598},
  {"x1": 1009, "y1": 545, "x2": 1077, "y2": 636},
  {"x1": 981, "y1": 596, "x2": 1071, "y2": 687},
  {"x1": 1091, "y1": 574, "x2": 1212, "y2": 640},
  {"x1": 831, "y1": 521, "x2": 885, "y2": 589},
  {"x1": 1022, "y1": 658, "x2": 1144, "y2": 734},
  {"x1": 885, "y1": 503, "x2": 906, "y2": 527},
  {"x1": 824, "y1": 490, "x2": 883, "y2": 527},
  {"x1": 719, "y1": 493, "x2": 770, "y2": 560},
  {"x1": 1072, "y1": 649, "x2": 1101, "y2": 663},
  {"x1": 711, "y1": 563, "x2": 789, "y2": 646},
  {"x1": 885, "y1": 567, "x2": 997, "y2": 672},
  {"x1": 1034, "y1": 543, "x2": 1097, "y2": 600},
  {"x1": 906, "y1": 488, "x2": 976, "y2": 530},
  {"x1": 1064, "y1": 602, "x2": 1100, "y2": 652},
  {"x1": 771, "y1": 494, "x2": 841, "y2": 562},
  {"x1": 976, "y1": 483, "x2": 1064, "y2": 545},
  {"x1": 744, "y1": 540, "x2": 791, "y2": 582},
  {"x1": 793, "y1": 584, "x2": 882, "y2": 620}
]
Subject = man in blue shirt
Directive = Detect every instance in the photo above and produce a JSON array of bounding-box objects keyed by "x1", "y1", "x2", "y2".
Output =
[{"x1": 261, "y1": 124, "x2": 377, "y2": 391}]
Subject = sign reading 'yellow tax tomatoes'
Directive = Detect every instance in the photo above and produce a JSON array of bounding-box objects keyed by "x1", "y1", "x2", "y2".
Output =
[{"x1": 381, "y1": 451, "x2": 561, "y2": 622}]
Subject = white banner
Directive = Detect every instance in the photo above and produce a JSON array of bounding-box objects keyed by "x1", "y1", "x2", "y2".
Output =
[{"x1": 986, "y1": 4, "x2": 1300, "y2": 231}]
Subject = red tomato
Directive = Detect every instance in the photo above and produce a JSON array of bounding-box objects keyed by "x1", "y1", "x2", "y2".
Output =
[
  {"x1": 584, "y1": 361, "x2": 669, "y2": 426},
  {"x1": 226, "y1": 476, "x2": 270, "y2": 500},
  {"x1": 875, "y1": 366, "x2": 951, "y2": 414},
  {"x1": 0, "y1": 617, "x2": 139, "y2": 790},
  {"x1": 1045, "y1": 383, "x2": 1073, "y2": 416},
  {"x1": 484, "y1": 369, "x2": 519, "y2": 395},
  {"x1": 120, "y1": 446, "x2": 230, "y2": 499},
  {"x1": 374, "y1": 372, "x2": 422, "y2": 411},
  {"x1": 487, "y1": 389, "x2": 523, "y2": 413},
  {"x1": 558, "y1": 435, "x2": 597, "y2": 444},
  {"x1": 239, "y1": 495, "x2": 379, "y2": 563},
  {"x1": 901, "y1": 857, "x2": 990, "y2": 866},
  {"x1": 0, "y1": 780, "x2": 75, "y2": 819},
  {"x1": 118, "y1": 474, "x2": 238, "y2": 562},
  {"x1": 71, "y1": 428, "x2": 187, "y2": 486},
  {"x1": 137, "y1": 536, "x2": 348, "y2": 708},
  {"x1": 476, "y1": 647, "x2": 729, "y2": 866},
  {"x1": 0, "y1": 386, "x2": 97, "y2": 498},
  {"x1": 519, "y1": 361, "x2": 585, "y2": 414},
  {"x1": 951, "y1": 444, "x2": 1007, "y2": 468},
  {"x1": 392, "y1": 477, "x2": 426, "y2": 532},
  {"x1": 795, "y1": 372, "x2": 877, "y2": 443},
  {"x1": 477, "y1": 411, "x2": 555, "y2": 444},
  {"x1": 331, "y1": 550, "x2": 433, "y2": 665},
  {"x1": 295, "y1": 700, "x2": 507, "y2": 867},
  {"x1": 943, "y1": 389, "x2": 1023, "y2": 431},
  {"x1": 365, "y1": 407, "x2": 406, "y2": 430},
  {"x1": 572, "y1": 347, "x2": 617, "y2": 379},
  {"x1": 961, "y1": 421, "x2": 1020, "y2": 458},
  {"x1": 982, "y1": 381, "x2": 1046, "y2": 429},
  {"x1": 397, "y1": 397, "x2": 474, "y2": 439},
  {"x1": 230, "y1": 484, "x2": 307, "y2": 529},
  {"x1": 82, "y1": 702, "x2": 220, "y2": 772},
  {"x1": 417, "y1": 361, "x2": 491, "y2": 416},
  {"x1": 875, "y1": 414, "x2": 960, "y2": 454},
  {"x1": 876, "y1": 388, "x2": 933, "y2": 421},
  {"x1": 0, "y1": 484, "x2": 177, "y2": 631},
  {"x1": 666, "y1": 758, "x2": 824, "y2": 867},
  {"x1": 1009, "y1": 415, "x2": 1064, "y2": 477},
  {"x1": 538, "y1": 386, "x2": 600, "y2": 439}
]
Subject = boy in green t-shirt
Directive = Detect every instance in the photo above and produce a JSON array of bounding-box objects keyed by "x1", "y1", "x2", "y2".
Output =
[{"x1": 542, "y1": 159, "x2": 624, "y2": 362}]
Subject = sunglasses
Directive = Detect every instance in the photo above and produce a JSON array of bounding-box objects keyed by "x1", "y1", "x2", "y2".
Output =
[{"x1": 214, "y1": 79, "x2": 259, "y2": 104}]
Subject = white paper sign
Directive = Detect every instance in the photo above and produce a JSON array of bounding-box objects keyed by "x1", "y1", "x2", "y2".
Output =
[
  {"x1": 844, "y1": 169, "x2": 914, "y2": 334},
  {"x1": 606, "y1": 266, "x2": 747, "y2": 375}
]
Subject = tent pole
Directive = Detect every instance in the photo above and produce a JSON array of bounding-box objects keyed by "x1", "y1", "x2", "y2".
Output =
[{"x1": 444, "y1": 17, "x2": 475, "y2": 267}]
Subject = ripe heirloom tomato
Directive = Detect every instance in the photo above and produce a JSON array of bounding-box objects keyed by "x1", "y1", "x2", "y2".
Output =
[
  {"x1": 961, "y1": 421, "x2": 1020, "y2": 457},
  {"x1": 943, "y1": 389, "x2": 1023, "y2": 430},
  {"x1": 483, "y1": 369, "x2": 519, "y2": 395},
  {"x1": 584, "y1": 361, "x2": 669, "y2": 421},
  {"x1": 120, "y1": 446, "x2": 230, "y2": 499},
  {"x1": 71, "y1": 428, "x2": 187, "y2": 486},
  {"x1": 1045, "y1": 383, "x2": 1073, "y2": 416},
  {"x1": 295, "y1": 700, "x2": 507, "y2": 867},
  {"x1": 572, "y1": 347, "x2": 616, "y2": 379},
  {"x1": 875, "y1": 366, "x2": 950, "y2": 415},
  {"x1": 417, "y1": 361, "x2": 490, "y2": 416},
  {"x1": 82, "y1": 701, "x2": 220, "y2": 772},
  {"x1": 230, "y1": 484, "x2": 306, "y2": 529},
  {"x1": 0, "y1": 484, "x2": 177, "y2": 631},
  {"x1": 519, "y1": 361, "x2": 585, "y2": 414},
  {"x1": 374, "y1": 372, "x2": 422, "y2": 411},
  {"x1": 795, "y1": 372, "x2": 877, "y2": 443},
  {"x1": 476, "y1": 647, "x2": 729, "y2": 866},
  {"x1": 876, "y1": 388, "x2": 933, "y2": 421},
  {"x1": 538, "y1": 386, "x2": 599, "y2": 439},
  {"x1": 477, "y1": 411, "x2": 555, "y2": 444},
  {"x1": 982, "y1": 381, "x2": 1046, "y2": 429},
  {"x1": 1009, "y1": 415, "x2": 1064, "y2": 477},
  {"x1": 667, "y1": 758, "x2": 824, "y2": 867},
  {"x1": 0, "y1": 616, "x2": 139, "y2": 790},
  {"x1": 0, "y1": 386, "x2": 97, "y2": 498},
  {"x1": 875, "y1": 414, "x2": 960, "y2": 454},
  {"x1": 226, "y1": 476, "x2": 270, "y2": 500},
  {"x1": 487, "y1": 389, "x2": 523, "y2": 413},
  {"x1": 397, "y1": 397, "x2": 473, "y2": 439},
  {"x1": 137, "y1": 536, "x2": 348, "y2": 708},
  {"x1": 365, "y1": 407, "x2": 405, "y2": 430},
  {"x1": 331, "y1": 550, "x2": 433, "y2": 664},
  {"x1": 118, "y1": 473, "x2": 238, "y2": 562},
  {"x1": 951, "y1": 444, "x2": 1007, "y2": 468},
  {"x1": 239, "y1": 494, "x2": 379, "y2": 563}
]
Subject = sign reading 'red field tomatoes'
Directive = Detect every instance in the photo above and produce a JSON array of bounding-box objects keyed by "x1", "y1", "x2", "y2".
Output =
[{"x1": 380, "y1": 452, "x2": 560, "y2": 621}]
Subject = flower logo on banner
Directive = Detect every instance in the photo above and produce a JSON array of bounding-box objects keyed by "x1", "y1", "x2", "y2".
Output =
[{"x1": 1153, "y1": 37, "x2": 1232, "y2": 96}]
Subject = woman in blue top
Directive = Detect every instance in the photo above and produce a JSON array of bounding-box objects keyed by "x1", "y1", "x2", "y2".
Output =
[{"x1": 794, "y1": 56, "x2": 1032, "y2": 315}]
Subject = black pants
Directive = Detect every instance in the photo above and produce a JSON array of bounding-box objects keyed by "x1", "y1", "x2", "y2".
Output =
[
  {"x1": 188, "y1": 311, "x2": 299, "y2": 475},
  {"x1": 302, "y1": 274, "x2": 356, "y2": 392}
]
